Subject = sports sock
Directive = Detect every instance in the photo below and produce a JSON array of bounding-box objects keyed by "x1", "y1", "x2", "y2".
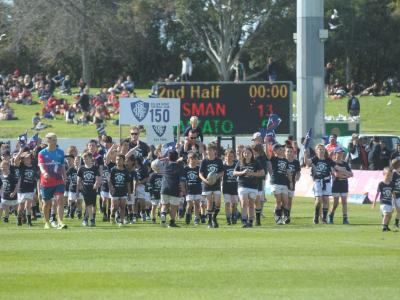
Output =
[
  {"x1": 207, "y1": 210, "x2": 213, "y2": 224},
  {"x1": 395, "y1": 218, "x2": 399, "y2": 226},
  {"x1": 226, "y1": 214, "x2": 231, "y2": 223},
  {"x1": 322, "y1": 208, "x2": 328, "y2": 220},
  {"x1": 256, "y1": 209, "x2": 261, "y2": 223},
  {"x1": 185, "y1": 213, "x2": 191, "y2": 224},
  {"x1": 314, "y1": 204, "x2": 321, "y2": 219},
  {"x1": 27, "y1": 214, "x2": 32, "y2": 224},
  {"x1": 213, "y1": 208, "x2": 220, "y2": 220}
]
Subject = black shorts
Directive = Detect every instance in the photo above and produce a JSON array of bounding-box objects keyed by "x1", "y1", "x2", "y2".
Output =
[{"x1": 83, "y1": 192, "x2": 97, "y2": 206}]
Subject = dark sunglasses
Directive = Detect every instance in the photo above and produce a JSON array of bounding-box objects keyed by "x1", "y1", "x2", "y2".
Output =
[
  {"x1": 190, "y1": 137, "x2": 197, "y2": 140},
  {"x1": 130, "y1": 132, "x2": 138, "y2": 136}
]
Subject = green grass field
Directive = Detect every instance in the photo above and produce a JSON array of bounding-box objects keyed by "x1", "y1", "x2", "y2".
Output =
[
  {"x1": 1, "y1": 89, "x2": 400, "y2": 139},
  {"x1": 1, "y1": 197, "x2": 399, "y2": 300}
]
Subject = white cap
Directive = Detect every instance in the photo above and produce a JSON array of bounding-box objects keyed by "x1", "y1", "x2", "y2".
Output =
[
  {"x1": 252, "y1": 132, "x2": 261, "y2": 140},
  {"x1": 45, "y1": 132, "x2": 57, "y2": 139}
]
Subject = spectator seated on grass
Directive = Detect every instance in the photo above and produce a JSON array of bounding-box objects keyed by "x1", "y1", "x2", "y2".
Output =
[
  {"x1": 65, "y1": 106, "x2": 76, "y2": 123},
  {"x1": 60, "y1": 75, "x2": 72, "y2": 95},
  {"x1": 122, "y1": 75, "x2": 135, "y2": 93},
  {"x1": 359, "y1": 81, "x2": 388, "y2": 97},
  {"x1": 110, "y1": 76, "x2": 124, "y2": 94},
  {"x1": 23, "y1": 74, "x2": 34, "y2": 91},
  {"x1": 0, "y1": 100, "x2": 17, "y2": 120},
  {"x1": 39, "y1": 84, "x2": 52, "y2": 104},
  {"x1": 8, "y1": 86, "x2": 19, "y2": 102},
  {"x1": 17, "y1": 87, "x2": 33, "y2": 105}
]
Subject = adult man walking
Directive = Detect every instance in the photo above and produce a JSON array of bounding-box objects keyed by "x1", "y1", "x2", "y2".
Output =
[{"x1": 38, "y1": 133, "x2": 67, "y2": 229}]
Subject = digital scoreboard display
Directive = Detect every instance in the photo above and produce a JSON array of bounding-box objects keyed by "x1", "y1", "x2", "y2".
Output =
[{"x1": 158, "y1": 82, "x2": 292, "y2": 135}]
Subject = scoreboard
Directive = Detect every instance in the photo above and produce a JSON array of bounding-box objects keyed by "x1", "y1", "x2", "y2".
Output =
[{"x1": 157, "y1": 82, "x2": 292, "y2": 135}]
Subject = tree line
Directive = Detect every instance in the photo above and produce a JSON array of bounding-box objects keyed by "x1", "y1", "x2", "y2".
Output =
[{"x1": 0, "y1": 0, "x2": 399, "y2": 88}]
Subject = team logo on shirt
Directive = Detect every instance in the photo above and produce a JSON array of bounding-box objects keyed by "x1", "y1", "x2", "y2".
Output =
[
  {"x1": 152, "y1": 125, "x2": 166, "y2": 137},
  {"x1": 188, "y1": 171, "x2": 197, "y2": 181},
  {"x1": 83, "y1": 172, "x2": 95, "y2": 181},
  {"x1": 208, "y1": 165, "x2": 218, "y2": 174},
  {"x1": 24, "y1": 169, "x2": 34, "y2": 180},
  {"x1": 315, "y1": 162, "x2": 328, "y2": 174},
  {"x1": 131, "y1": 100, "x2": 149, "y2": 122},
  {"x1": 115, "y1": 173, "x2": 125, "y2": 183},
  {"x1": 226, "y1": 169, "x2": 235, "y2": 179},
  {"x1": 382, "y1": 188, "x2": 392, "y2": 198}
]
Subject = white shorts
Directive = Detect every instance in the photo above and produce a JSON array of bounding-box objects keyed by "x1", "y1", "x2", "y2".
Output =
[
  {"x1": 1, "y1": 199, "x2": 18, "y2": 206},
  {"x1": 272, "y1": 184, "x2": 289, "y2": 195},
  {"x1": 100, "y1": 191, "x2": 111, "y2": 199},
  {"x1": 313, "y1": 179, "x2": 332, "y2": 197},
  {"x1": 186, "y1": 194, "x2": 202, "y2": 202},
  {"x1": 200, "y1": 196, "x2": 207, "y2": 205},
  {"x1": 151, "y1": 198, "x2": 160, "y2": 206},
  {"x1": 145, "y1": 192, "x2": 151, "y2": 203},
  {"x1": 288, "y1": 190, "x2": 295, "y2": 198},
  {"x1": 136, "y1": 185, "x2": 145, "y2": 199},
  {"x1": 63, "y1": 191, "x2": 68, "y2": 197},
  {"x1": 332, "y1": 193, "x2": 348, "y2": 198},
  {"x1": 17, "y1": 193, "x2": 34, "y2": 204},
  {"x1": 238, "y1": 187, "x2": 258, "y2": 200},
  {"x1": 394, "y1": 197, "x2": 400, "y2": 208},
  {"x1": 380, "y1": 204, "x2": 393, "y2": 214},
  {"x1": 111, "y1": 196, "x2": 128, "y2": 201},
  {"x1": 257, "y1": 190, "x2": 264, "y2": 197},
  {"x1": 68, "y1": 192, "x2": 82, "y2": 202},
  {"x1": 127, "y1": 193, "x2": 135, "y2": 205},
  {"x1": 223, "y1": 194, "x2": 239, "y2": 204},
  {"x1": 202, "y1": 191, "x2": 221, "y2": 196},
  {"x1": 160, "y1": 194, "x2": 181, "y2": 206}
]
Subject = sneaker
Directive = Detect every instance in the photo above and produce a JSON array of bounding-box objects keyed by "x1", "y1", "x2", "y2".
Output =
[
  {"x1": 282, "y1": 215, "x2": 288, "y2": 224},
  {"x1": 17, "y1": 218, "x2": 22, "y2": 226},
  {"x1": 90, "y1": 220, "x2": 96, "y2": 227},
  {"x1": 130, "y1": 218, "x2": 136, "y2": 225},
  {"x1": 200, "y1": 216, "x2": 206, "y2": 224},
  {"x1": 168, "y1": 222, "x2": 180, "y2": 228},
  {"x1": 255, "y1": 220, "x2": 261, "y2": 226},
  {"x1": 152, "y1": 219, "x2": 156, "y2": 224},
  {"x1": 44, "y1": 222, "x2": 50, "y2": 229},
  {"x1": 328, "y1": 215, "x2": 334, "y2": 224},
  {"x1": 285, "y1": 217, "x2": 291, "y2": 224},
  {"x1": 242, "y1": 223, "x2": 249, "y2": 228},
  {"x1": 343, "y1": 218, "x2": 350, "y2": 225},
  {"x1": 141, "y1": 213, "x2": 146, "y2": 222},
  {"x1": 313, "y1": 217, "x2": 319, "y2": 224},
  {"x1": 50, "y1": 221, "x2": 58, "y2": 228},
  {"x1": 82, "y1": 219, "x2": 89, "y2": 227},
  {"x1": 118, "y1": 222, "x2": 123, "y2": 227},
  {"x1": 227, "y1": 219, "x2": 232, "y2": 226},
  {"x1": 277, "y1": 218, "x2": 285, "y2": 225},
  {"x1": 102, "y1": 214, "x2": 108, "y2": 222},
  {"x1": 394, "y1": 222, "x2": 399, "y2": 229},
  {"x1": 57, "y1": 223, "x2": 68, "y2": 229},
  {"x1": 146, "y1": 215, "x2": 151, "y2": 221},
  {"x1": 123, "y1": 219, "x2": 129, "y2": 225},
  {"x1": 322, "y1": 218, "x2": 328, "y2": 224},
  {"x1": 247, "y1": 222, "x2": 253, "y2": 228},
  {"x1": 207, "y1": 222, "x2": 213, "y2": 228},
  {"x1": 194, "y1": 217, "x2": 200, "y2": 225},
  {"x1": 212, "y1": 219, "x2": 219, "y2": 228}
]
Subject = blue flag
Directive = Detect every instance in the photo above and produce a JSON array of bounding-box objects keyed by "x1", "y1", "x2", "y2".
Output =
[
  {"x1": 18, "y1": 132, "x2": 28, "y2": 145},
  {"x1": 266, "y1": 114, "x2": 282, "y2": 131},
  {"x1": 28, "y1": 133, "x2": 39, "y2": 149},
  {"x1": 161, "y1": 141, "x2": 176, "y2": 157},
  {"x1": 304, "y1": 128, "x2": 312, "y2": 148},
  {"x1": 265, "y1": 130, "x2": 276, "y2": 144}
]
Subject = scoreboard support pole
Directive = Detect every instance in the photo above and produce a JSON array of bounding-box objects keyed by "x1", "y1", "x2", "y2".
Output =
[
  {"x1": 295, "y1": 0, "x2": 326, "y2": 144},
  {"x1": 217, "y1": 136, "x2": 236, "y2": 156}
]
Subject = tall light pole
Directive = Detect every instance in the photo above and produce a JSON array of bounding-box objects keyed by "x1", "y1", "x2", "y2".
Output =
[{"x1": 295, "y1": 0, "x2": 327, "y2": 143}]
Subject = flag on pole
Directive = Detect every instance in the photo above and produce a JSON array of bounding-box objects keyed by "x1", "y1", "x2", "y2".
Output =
[
  {"x1": 266, "y1": 114, "x2": 282, "y2": 131},
  {"x1": 304, "y1": 128, "x2": 312, "y2": 148}
]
